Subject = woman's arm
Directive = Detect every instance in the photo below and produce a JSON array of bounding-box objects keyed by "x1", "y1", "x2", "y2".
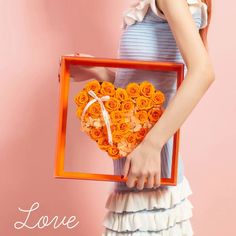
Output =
[
  {"x1": 59, "y1": 53, "x2": 116, "y2": 83},
  {"x1": 143, "y1": 0, "x2": 215, "y2": 149},
  {"x1": 69, "y1": 64, "x2": 116, "y2": 83},
  {"x1": 98, "y1": 67, "x2": 116, "y2": 83},
  {"x1": 122, "y1": 0, "x2": 215, "y2": 189}
]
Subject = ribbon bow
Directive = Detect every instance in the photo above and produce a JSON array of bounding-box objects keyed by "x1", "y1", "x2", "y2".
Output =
[
  {"x1": 122, "y1": 0, "x2": 153, "y2": 29},
  {"x1": 81, "y1": 90, "x2": 113, "y2": 146}
]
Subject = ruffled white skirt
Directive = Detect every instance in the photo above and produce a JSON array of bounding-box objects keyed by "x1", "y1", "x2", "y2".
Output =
[{"x1": 102, "y1": 176, "x2": 193, "y2": 236}]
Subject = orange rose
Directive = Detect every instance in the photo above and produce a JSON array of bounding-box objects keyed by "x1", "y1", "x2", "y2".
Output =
[
  {"x1": 97, "y1": 136, "x2": 110, "y2": 150},
  {"x1": 100, "y1": 81, "x2": 116, "y2": 96},
  {"x1": 110, "y1": 110, "x2": 125, "y2": 124},
  {"x1": 89, "y1": 127, "x2": 103, "y2": 141},
  {"x1": 104, "y1": 97, "x2": 120, "y2": 112},
  {"x1": 140, "y1": 81, "x2": 155, "y2": 98},
  {"x1": 103, "y1": 124, "x2": 117, "y2": 136},
  {"x1": 136, "y1": 127, "x2": 148, "y2": 140},
  {"x1": 84, "y1": 79, "x2": 101, "y2": 94},
  {"x1": 110, "y1": 124, "x2": 118, "y2": 132},
  {"x1": 121, "y1": 99, "x2": 135, "y2": 113},
  {"x1": 76, "y1": 104, "x2": 86, "y2": 119},
  {"x1": 124, "y1": 131, "x2": 137, "y2": 145},
  {"x1": 74, "y1": 89, "x2": 89, "y2": 106},
  {"x1": 136, "y1": 96, "x2": 153, "y2": 110},
  {"x1": 115, "y1": 88, "x2": 130, "y2": 101},
  {"x1": 117, "y1": 122, "x2": 131, "y2": 134},
  {"x1": 112, "y1": 131, "x2": 123, "y2": 143},
  {"x1": 148, "y1": 108, "x2": 163, "y2": 123},
  {"x1": 88, "y1": 92, "x2": 104, "y2": 101},
  {"x1": 151, "y1": 90, "x2": 166, "y2": 105},
  {"x1": 107, "y1": 146, "x2": 120, "y2": 159},
  {"x1": 83, "y1": 112, "x2": 90, "y2": 122},
  {"x1": 88, "y1": 102, "x2": 101, "y2": 119},
  {"x1": 148, "y1": 98, "x2": 154, "y2": 108},
  {"x1": 89, "y1": 127, "x2": 104, "y2": 141},
  {"x1": 126, "y1": 83, "x2": 140, "y2": 98},
  {"x1": 135, "y1": 110, "x2": 148, "y2": 124}
]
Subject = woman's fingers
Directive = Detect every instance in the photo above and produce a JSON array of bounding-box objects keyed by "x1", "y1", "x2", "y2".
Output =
[
  {"x1": 58, "y1": 53, "x2": 95, "y2": 82},
  {"x1": 125, "y1": 169, "x2": 161, "y2": 190},
  {"x1": 154, "y1": 172, "x2": 161, "y2": 188},
  {"x1": 74, "y1": 52, "x2": 95, "y2": 57},
  {"x1": 126, "y1": 173, "x2": 137, "y2": 188},
  {"x1": 146, "y1": 173, "x2": 155, "y2": 189},
  {"x1": 136, "y1": 174, "x2": 147, "y2": 190}
]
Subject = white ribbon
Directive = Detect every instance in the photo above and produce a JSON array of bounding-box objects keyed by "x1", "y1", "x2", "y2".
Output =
[{"x1": 80, "y1": 90, "x2": 113, "y2": 145}]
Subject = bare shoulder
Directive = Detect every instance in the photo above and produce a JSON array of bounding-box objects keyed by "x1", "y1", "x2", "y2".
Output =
[{"x1": 155, "y1": 0, "x2": 213, "y2": 74}]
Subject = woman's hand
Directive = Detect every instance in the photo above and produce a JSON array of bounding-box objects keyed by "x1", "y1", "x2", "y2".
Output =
[
  {"x1": 58, "y1": 53, "x2": 98, "y2": 82},
  {"x1": 58, "y1": 52, "x2": 116, "y2": 83},
  {"x1": 122, "y1": 138, "x2": 162, "y2": 190},
  {"x1": 70, "y1": 53, "x2": 103, "y2": 82}
]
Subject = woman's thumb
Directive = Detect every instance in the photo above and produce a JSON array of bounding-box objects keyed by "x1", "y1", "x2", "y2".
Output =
[{"x1": 75, "y1": 52, "x2": 95, "y2": 57}]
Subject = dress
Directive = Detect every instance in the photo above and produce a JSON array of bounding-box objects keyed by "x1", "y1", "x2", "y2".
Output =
[{"x1": 102, "y1": 0, "x2": 208, "y2": 235}]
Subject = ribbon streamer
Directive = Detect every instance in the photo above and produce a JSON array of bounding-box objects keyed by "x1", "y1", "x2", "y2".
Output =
[{"x1": 80, "y1": 90, "x2": 113, "y2": 145}]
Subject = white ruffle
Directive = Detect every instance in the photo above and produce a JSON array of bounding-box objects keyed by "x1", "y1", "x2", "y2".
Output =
[
  {"x1": 102, "y1": 219, "x2": 193, "y2": 236},
  {"x1": 105, "y1": 176, "x2": 193, "y2": 213},
  {"x1": 102, "y1": 176, "x2": 193, "y2": 234},
  {"x1": 122, "y1": 0, "x2": 208, "y2": 29},
  {"x1": 102, "y1": 198, "x2": 193, "y2": 233}
]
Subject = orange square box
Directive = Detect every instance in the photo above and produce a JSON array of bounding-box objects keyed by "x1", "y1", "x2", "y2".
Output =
[{"x1": 54, "y1": 55, "x2": 184, "y2": 186}]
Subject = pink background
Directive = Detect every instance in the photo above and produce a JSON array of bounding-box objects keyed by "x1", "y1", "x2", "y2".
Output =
[{"x1": 1, "y1": 0, "x2": 235, "y2": 235}]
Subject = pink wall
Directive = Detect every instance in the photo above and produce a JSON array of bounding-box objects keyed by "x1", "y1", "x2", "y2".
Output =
[{"x1": 0, "y1": 0, "x2": 235, "y2": 235}]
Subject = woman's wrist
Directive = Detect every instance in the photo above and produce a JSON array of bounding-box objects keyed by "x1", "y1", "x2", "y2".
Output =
[{"x1": 141, "y1": 133, "x2": 164, "y2": 153}]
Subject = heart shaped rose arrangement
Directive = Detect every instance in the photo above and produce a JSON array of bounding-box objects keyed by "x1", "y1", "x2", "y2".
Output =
[{"x1": 74, "y1": 79, "x2": 166, "y2": 160}]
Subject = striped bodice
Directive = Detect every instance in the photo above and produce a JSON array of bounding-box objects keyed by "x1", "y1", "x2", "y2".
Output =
[{"x1": 112, "y1": 3, "x2": 206, "y2": 192}]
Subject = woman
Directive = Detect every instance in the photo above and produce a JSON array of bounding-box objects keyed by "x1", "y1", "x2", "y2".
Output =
[{"x1": 60, "y1": 0, "x2": 215, "y2": 234}]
